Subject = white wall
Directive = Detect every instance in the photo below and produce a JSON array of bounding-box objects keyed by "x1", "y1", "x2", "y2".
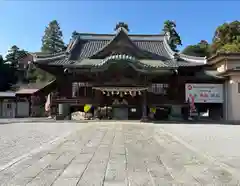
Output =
[
  {"x1": 226, "y1": 75, "x2": 240, "y2": 121},
  {"x1": 1, "y1": 100, "x2": 16, "y2": 118}
]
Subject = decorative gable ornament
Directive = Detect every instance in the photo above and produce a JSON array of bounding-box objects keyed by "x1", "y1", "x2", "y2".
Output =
[{"x1": 114, "y1": 22, "x2": 129, "y2": 33}]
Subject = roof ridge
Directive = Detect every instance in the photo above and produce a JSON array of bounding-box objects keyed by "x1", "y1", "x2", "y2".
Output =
[
  {"x1": 89, "y1": 28, "x2": 143, "y2": 58},
  {"x1": 78, "y1": 33, "x2": 165, "y2": 36},
  {"x1": 79, "y1": 33, "x2": 165, "y2": 41}
]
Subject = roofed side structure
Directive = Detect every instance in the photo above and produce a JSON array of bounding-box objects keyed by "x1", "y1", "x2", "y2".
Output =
[{"x1": 33, "y1": 23, "x2": 207, "y2": 71}]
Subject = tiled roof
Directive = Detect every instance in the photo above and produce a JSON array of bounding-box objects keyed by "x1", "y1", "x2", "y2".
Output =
[
  {"x1": 34, "y1": 29, "x2": 207, "y2": 69},
  {"x1": 70, "y1": 37, "x2": 172, "y2": 61},
  {"x1": 12, "y1": 80, "x2": 56, "y2": 92}
]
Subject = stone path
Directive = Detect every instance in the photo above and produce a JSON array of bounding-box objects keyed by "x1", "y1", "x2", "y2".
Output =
[
  {"x1": 0, "y1": 122, "x2": 87, "y2": 168},
  {"x1": 0, "y1": 122, "x2": 240, "y2": 185}
]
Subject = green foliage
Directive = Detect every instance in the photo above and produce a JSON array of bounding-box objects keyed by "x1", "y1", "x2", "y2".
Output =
[
  {"x1": 211, "y1": 20, "x2": 240, "y2": 53},
  {"x1": 163, "y1": 20, "x2": 182, "y2": 52},
  {"x1": 0, "y1": 55, "x2": 17, "y2": 91},
  {"x1": 182, "y1": 40, "x2": 210, "y2": 57},
  {"x1": 35, "y1": 68, "x2": 54, "y2": 82},
  {"x1": 219, "y1": 43, "x2": 240, "y2": 52},
  {"x1": 41, "y1": 20, "x2": 65, "y2": 53},
  {"x1": 37, "y1": 20, "x2": 66, "y2": 82},
  {"x1": 5, "y1": 45, "x2": 28, "y2": 66},
  {"x1": 4, "y1": 45, "x2": 28, "y2": 84},
  {"x1": 26, "y1": 64, "x2": 54, "y2": 83}
]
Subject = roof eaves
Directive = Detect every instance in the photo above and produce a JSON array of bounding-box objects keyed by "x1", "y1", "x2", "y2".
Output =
[
  {"x1": 0, "y1": 92, "x2": 16, "y2": 97},
  {"x1": 179, "y1": 53, "x2": 207, "y2": 64},
  {"x1": 162, "y1": 35, "x2": 176, "y2": 59},
  {"x1": 33, "y1": 53, "x2": 66, "y2": 63},
  {"x1": 162, "y1": 34, "x2": 207, "y2": 64}
]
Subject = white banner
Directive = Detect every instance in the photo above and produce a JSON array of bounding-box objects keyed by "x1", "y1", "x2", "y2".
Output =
[{"x1": 185, "y1": 84, "x2": 223, "y2": 103}]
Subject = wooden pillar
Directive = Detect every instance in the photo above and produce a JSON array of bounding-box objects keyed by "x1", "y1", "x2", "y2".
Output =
[
  {"x1": 141, "y1": 90, "x2": 148, "y2": 122},
  {"x1": 58, "y1": 103, "x2": 70, "y2": 120}
]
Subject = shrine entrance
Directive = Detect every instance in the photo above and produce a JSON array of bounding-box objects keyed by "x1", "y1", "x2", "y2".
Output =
[{"x1": 93, "y1": 87, "x2": 148, "y2": 120}]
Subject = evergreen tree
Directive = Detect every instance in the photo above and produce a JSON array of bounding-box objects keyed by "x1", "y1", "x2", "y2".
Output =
[
  {"x1": 5, "y1": 45, "x2": 27, "y2": 66},
  {"x1": 163, "y1": 20, "x2": 182, "y2": 52},
  {"x1": 4, "y1": 45, "x2": 28, "y2": 83},
  {"x1": 0, "y1": 55, "x2": 17, "y2": 91},
  {"x1": 41, "y1": 20, "x2": 65, "y2": 53},
  {"x1": 38, "y1": 20, "x2": 65, "y2": 82},
  {"x1": 182, "y1": 40, "x2": 210, "y2": 57}
]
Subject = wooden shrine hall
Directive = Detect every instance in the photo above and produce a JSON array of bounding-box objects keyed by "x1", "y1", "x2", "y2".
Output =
[{"x1": 33, "y1": 22, "x2": 224, "y2": 121}]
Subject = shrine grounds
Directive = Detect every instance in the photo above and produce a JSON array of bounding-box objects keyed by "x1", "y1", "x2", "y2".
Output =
[{"x1": 0, "y1": 120, "x2": 240, "y2": 185}]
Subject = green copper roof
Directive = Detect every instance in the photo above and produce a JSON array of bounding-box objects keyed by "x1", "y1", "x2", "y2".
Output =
[{"x1": 67, "y1": 54, "x2": 173, "y2": 69}]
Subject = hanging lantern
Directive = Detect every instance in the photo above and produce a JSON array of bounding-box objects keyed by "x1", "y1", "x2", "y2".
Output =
[
  {"x1": 102, "y1": 91, "x2": 106, "y2": 95},
  {"x1": 124, "y1": 91, "x2": 128, "y2": 95},
  {"x1": 116, "y1": 91, "x2": 119, "y2": 95},
  {"x1": 138, "y1": 91, "x2": 142, "y2": 95},
  {"x1": 112, "y1": 91, "x2": 114, "y2": 95},
  {"x1": 107, "y1": 92, "x2": 110, "y2": 96}
]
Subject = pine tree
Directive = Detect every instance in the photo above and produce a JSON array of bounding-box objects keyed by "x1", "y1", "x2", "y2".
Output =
[
  {"x1": 37, "y1": 20, "x2": 65, "y2": 82},
  {"x1": 41, "y1": 20, "x2": 65, "y2": 53}
]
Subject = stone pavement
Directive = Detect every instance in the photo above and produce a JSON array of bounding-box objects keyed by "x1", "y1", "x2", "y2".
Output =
[
  {"x1": 0, "y1": 122, "x2": 240, "y2": 185},
  {"x1": 0, "y1": 122, "x2": 87, "y2": 168}
]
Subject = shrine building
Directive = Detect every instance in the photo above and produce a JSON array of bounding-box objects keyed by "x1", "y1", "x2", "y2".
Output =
[{"x1": 33, "y1": 22, "x2": 240, "y2": 121}]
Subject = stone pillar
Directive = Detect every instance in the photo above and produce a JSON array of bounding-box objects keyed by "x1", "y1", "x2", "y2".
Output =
[{"x1": 141, "y1": 90, "x2": 148, "y2": 122}]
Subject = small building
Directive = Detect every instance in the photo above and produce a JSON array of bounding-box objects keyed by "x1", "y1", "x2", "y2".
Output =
[
  {"x1": 0, "y1": 81, "x2": 56, "y2": 118},
  {"x1": 0, "y1": 92, "x2": 16, "y2": 118},
  {"x1": 15, "y1": 80, "x2": 56, "y2": 117},
  {"x1": 32, "y1": 23, "x2": 228, "y2": 121}
]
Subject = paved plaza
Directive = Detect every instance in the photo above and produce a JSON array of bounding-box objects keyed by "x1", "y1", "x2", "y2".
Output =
[{"x1": 0, "y1": 121, "x2": 240, "y2": 185}]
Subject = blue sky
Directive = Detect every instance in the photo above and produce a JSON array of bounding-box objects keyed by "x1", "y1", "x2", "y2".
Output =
[{"x1": 0, "y1": 1, "x2": 239, "y2": 56}]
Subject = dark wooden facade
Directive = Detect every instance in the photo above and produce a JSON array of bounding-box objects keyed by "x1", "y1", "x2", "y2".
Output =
[{"x1": 33, "y1": 23, "x2": 225, "y2": 120}]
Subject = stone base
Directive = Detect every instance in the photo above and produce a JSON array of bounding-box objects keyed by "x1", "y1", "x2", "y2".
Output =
[
  {"x1": 140, "y1": 116, "x2": 149, "y2": 122},
  {"x1": 56, "y1": 115, "x2": 65, "y2": 120}
]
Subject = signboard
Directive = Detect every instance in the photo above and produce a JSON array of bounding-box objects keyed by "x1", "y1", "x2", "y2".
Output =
[{"x1": 185, "y1": 84, "x2": 223, "y2": 103}]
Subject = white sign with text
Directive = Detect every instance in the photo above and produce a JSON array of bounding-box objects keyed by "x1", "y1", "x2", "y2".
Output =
[{"x1": 185, "y1": 84, "x2": 223, "y2": 103}]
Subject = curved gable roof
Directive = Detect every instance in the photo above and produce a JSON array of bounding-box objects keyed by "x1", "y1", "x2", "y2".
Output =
[{"x1": 33, "y1": 28, "x2": 207, "y2": 67}]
